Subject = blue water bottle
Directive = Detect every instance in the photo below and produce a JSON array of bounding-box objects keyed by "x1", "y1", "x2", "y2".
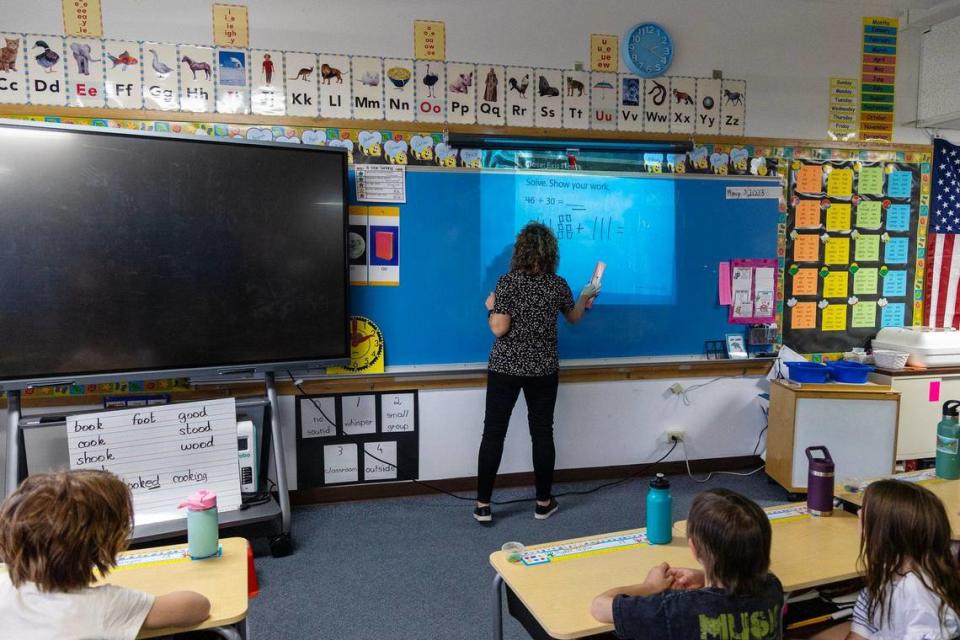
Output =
[
  {"x1": 178, "y1": 489, "x2": 219, "y2": 559},
  {"x1": 646, "y1": 473, "x2": 673, "y2": 545}
]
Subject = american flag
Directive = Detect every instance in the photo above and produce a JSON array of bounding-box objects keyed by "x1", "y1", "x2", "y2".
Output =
[{"x1": 926, "y1": 138, "x2": 960, "y2": 328}]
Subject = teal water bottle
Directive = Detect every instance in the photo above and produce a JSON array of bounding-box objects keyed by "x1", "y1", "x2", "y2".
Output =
[
  {"x1": 937, "y1": 401, "x2": 960, "y2": 480},
  {"x1": 646, "y1": 473, "x2": 673, "y2": 545},
  {"x1": 178, "y1": 489, "x2": 219, "y2": 559}
]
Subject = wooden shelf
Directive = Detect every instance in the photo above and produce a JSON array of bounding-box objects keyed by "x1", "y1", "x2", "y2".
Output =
[
  {"x1": 0, "y1": 104, "x2": 934, "y2": 153},
  {"x1": 1, "y1": 358, "x2": 772, "y2": 408}
]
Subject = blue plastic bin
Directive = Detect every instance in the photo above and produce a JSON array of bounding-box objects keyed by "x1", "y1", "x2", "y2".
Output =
[
  {"x1": 785, "y1": 361, "x2": 830, "y2": 384},
  {"x1": 827, "y1": 361, "x2": 874, "y2": 384}
]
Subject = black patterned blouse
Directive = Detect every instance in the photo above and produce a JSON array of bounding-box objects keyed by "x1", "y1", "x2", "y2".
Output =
[{"x1": 488, "y1": 271, "x2": 575, "y2": 376}]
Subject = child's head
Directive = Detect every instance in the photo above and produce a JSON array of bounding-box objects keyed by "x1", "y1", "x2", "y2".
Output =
[
  {"x1": 686, "y1": 488, "x2": 772, "y2": 596},
  {"x1": 0, "y1": 470, "x2": 132, "y2": 592},
  {"x1": 859, "y1": 479, "x2": 960, "y2": 624}
]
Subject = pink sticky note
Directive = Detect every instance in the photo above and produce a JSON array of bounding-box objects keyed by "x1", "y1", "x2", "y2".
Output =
[
  {"x1": 719, "y1": 262, "x2": 732, "y2": 305},
  {"x1": 930, "y1": 380, "x2": 941, "y2": 403}
]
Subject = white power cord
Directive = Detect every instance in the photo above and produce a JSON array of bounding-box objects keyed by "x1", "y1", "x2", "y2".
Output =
[
  {"x1": 675, "y1": 375, "x2": 746, "y2": 406},
  {"x1": 682, "y1": 440, "x2": 765, "y2": 484}
]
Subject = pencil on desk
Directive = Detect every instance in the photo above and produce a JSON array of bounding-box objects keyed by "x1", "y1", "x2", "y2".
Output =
[{"x1": 786, "y1": 608, "x2": 852, "y2": 630}]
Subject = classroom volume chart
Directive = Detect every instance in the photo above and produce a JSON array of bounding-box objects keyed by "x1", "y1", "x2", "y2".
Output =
[
  {"x1": 65, "y1": 398, "x2": 242, "y2": 525},
  {"x1": 782, "y1": 158, "x2": 926, "y2": 354},
  {"x1": 296, "y1": 391, "x2": 419, "y2": 488}
]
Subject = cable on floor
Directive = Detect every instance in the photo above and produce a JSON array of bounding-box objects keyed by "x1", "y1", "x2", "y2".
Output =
[{"x1": 681, "y1": 439, "x2": 765, "y2": 484}]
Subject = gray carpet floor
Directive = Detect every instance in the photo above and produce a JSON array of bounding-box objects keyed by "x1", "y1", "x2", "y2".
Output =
[{"x1": 248, "y1": 470, "x2": 789, "y2": 639}]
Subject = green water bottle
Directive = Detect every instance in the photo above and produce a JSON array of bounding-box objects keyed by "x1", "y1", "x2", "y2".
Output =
[{"x1": 936, "y1": 401, "x2": 960, "y2": 480}]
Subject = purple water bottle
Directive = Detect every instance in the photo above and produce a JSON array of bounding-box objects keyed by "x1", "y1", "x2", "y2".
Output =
[{"x1": 806, "y1": 446, "x2": 834, "y2": 517}]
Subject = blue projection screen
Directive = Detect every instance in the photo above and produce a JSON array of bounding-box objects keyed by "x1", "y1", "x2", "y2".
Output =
[
  {"x1": 348, "y1": 169, "x2": 779, "y2": 365},
  {"x1": 481, "y1": 171, "x2": 676, "y2": 304}
]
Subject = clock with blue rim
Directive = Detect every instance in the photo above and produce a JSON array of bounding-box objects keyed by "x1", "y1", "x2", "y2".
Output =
[{"x1": 623, "y1": 23, "x2": 673, "y2": 78}]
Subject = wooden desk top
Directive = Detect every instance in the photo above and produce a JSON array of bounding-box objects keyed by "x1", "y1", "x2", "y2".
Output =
[
  {"x1": 772, "y1": 379, "x2": 896, "y2": 396},
  {"x1": 490, "y1": 504, "x2": 860, "y2": 640},
  {"x1": 98, "y1": 537, "x2": 249, "y2": 639},
  {"x1": 837, "y1": 471, "x2": 960, "y2": 536}
]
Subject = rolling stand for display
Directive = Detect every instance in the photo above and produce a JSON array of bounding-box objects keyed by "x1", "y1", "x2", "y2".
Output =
[{"x1": 3, "y1": 372, "x2": 293, "y2": 557}]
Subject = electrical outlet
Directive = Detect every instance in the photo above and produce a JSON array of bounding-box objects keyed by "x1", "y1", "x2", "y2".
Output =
[{"x1": 665, "y1": 430, "x2": 685, "y2": 443}]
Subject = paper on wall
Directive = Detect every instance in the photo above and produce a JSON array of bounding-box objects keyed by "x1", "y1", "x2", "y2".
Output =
[
  {"x1": 719, "y1": 79, "x2": 746, "y2": 136},
  {"x1": 668, "y1": 76, "x2": 696, "y2": 134},
  {"x1": 618, "y1": 74, "x2": 643, "y2": 132},
  {"x1": 562, "y1": 69, "x2": 590, "y2": 130},
  {"x1": 534, "y1": 68, "x2": 563, "y2": 128},
  {"x1": 179, "y1": 45, "x2": 215, "y2": 112},
  {"x1": 318, "y1": 53, "x2": 350, "y2": 119},
  {"x1": 731, "y1": 265, "x2": 754, "y2": 319},
  {"x1": 143, "y1": 42, "x2": 179, "y2": 111},
  {"x1": 103, "y1": 40, "x2": 142, "y2": 109},
  {"x1": 352, "y1": 56, "x2": 385, "y2": 120},
  {"x1": 250, "y1": 48, "x2": 285, "y2": 115},
  {"x1": 383, "y1": 58, "x2": 417, "y2": 121},
  {"x1": 66, "y1": 37, "x2": 105, "y2": 107},
  {"x1": 25, "y1": 36, "x2": 67, "y2": 106},
  {"x1": 414, "y1": 59, "x2": 445, "y2": 123},
  {"x1": 446, "y1": 62, "x2": 477, "y2": 125},
  {"x1": 591, "y1": 71, "x2": 617, "y2": 131},
  {"x1": 66, "y1": 398, "x2": 241, "y2": 526},
  {"x1": 0, "y1": 33, "x2": 28, "y2": 105},
  {"x1": 504, "y1": 66, "x2": 534, "y2": 127},
  {"x1": 215, "y1": 47, "x2": 248, "y2": 114}
]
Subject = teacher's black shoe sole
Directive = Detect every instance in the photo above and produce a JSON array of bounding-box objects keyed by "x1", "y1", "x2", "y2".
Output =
[
  {"x1": 474, "y1": 505, "x2": 493, "y2": 523},
  {"x1": 534, "y1": 498, "x2": 559, "y2": 520}
]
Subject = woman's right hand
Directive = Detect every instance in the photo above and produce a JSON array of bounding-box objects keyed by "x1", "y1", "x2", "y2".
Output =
[
  {"x1": 485, "y1": 292, "x2": 495, "y2": 311},
  {"x1": 580, "y1": 281, "x2": 601, "y2": 300}
]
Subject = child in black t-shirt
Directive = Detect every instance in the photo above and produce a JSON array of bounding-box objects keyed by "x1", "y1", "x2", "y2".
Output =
[{"x1": 591, "y1": 488, "x2": 784, "y2": 640}]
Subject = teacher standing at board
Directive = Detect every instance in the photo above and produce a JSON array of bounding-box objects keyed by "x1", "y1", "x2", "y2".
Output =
[{"x1": 474, "y1": 222, "x2": 599, "y2": 523}]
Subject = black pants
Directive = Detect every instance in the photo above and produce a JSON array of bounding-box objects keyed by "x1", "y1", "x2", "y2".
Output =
[{"x1": 476, "y1": 370, "x2": 559, "y2": 503}]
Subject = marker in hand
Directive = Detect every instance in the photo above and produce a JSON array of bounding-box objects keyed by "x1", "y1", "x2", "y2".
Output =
[{"x1": 585, "y1": 261, "x2": 606, "y2": 309}]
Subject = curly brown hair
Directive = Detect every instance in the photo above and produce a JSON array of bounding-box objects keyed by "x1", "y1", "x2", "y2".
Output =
[
  {"x1": 510, "y1": 222, "x2": 559, "y2": 273},
  {"x1": 0, "y1": 470, "x2": 133, "y2": 592}
]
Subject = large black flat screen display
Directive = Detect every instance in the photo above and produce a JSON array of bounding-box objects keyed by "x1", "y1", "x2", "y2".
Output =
[{"x1": 0, "y1": 122, "x2": 349, "y2": 385}]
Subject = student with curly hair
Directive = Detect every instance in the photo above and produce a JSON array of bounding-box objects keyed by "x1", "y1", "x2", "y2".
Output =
[
  {"x1": 474, "y1": 222, "x2": 599, "y2": 523},
  {"x1": 0, "y1": 470, "x2": 210, "y2": 639}
]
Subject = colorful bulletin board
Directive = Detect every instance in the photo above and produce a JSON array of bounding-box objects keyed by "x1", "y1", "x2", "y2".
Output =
[{"x1": 782, "y1": 156, "x2": 930, "y2": 354}]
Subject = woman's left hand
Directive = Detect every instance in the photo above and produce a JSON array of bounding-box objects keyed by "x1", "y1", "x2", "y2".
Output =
[{"x1": 485, "y1": 292, "x2": 495, "y2": 311}]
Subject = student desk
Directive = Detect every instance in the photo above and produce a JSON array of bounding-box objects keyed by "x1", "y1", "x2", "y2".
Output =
[
  {"x1": 836, "y1": 470, "x2": 960, "y2": 536},
  {"x1": 98, "y1": 537, "x2": 249, "y2": 639},
  {"x1": 489, "y1": 504, "x2": 860, "y2": 640}
]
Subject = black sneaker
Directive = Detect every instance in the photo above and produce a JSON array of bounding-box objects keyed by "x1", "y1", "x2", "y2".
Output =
[
  {"x1": 473, "y1": 505, "x2": 493, "y2": 523},
  {"x1": 534, "y1": 498, "x2": 559, "y2": 520}
]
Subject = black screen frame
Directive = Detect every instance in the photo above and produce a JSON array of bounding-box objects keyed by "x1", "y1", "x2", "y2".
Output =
[{"x1": 0, "y1": 119, "x2": 351, "y2": 390}]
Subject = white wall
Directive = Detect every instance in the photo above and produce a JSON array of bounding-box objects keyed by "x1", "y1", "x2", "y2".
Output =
[
  {"x1": 4, "y1": 0, "x2": 957, "y2": 142},
  {"x1": 13, "y1": 376, "x2": 767, "y2": 492},
  {"x1": 271, "y1": 375, "x2": 768, "y2": 490}
]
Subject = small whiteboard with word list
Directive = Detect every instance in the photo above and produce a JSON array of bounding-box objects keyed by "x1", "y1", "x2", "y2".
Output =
[{"x1": 66, "y1": 398, "x2": 242, "y2": 525}]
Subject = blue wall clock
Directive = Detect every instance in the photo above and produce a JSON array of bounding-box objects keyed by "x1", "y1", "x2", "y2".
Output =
[{"x1": 623, "y1": 23, "x2": 673, "y2": 78}]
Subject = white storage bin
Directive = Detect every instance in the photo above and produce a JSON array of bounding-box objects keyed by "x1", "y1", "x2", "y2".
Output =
[{"x1": 872, "y1": 327, "x2": 960, "y2": 368}]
